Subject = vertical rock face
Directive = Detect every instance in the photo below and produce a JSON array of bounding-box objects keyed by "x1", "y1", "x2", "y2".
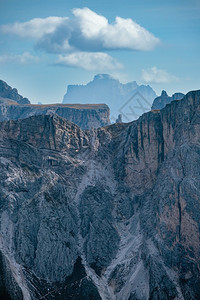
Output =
[
  {"x1": 151, "y1": 90, "x2": 185, "y2": 110},
  {"x1": 0, "y1": 90, "x2": 200, "y2": 299},
  {"x1": 0, "y1": 80, "x2": 110, "y2": 129},
  {"x1": 0, "y1": 101, "x2": 110, "y2": 130}
]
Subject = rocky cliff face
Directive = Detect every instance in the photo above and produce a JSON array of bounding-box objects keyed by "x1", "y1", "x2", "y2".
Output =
[
  {"x1": 0, "y1": 80, "x2": 30, "y2": 104},
  {"x1": 0, "y1": 102, "x2": 110, "y2": 130},
  {"x1": 0, "y1": 80, "x2": 110, "y2": 129},
  {"x1": 63, "y1": 74, "x2": 157, "y2": 121},
  {"x1": 151, "y1": 90, "x2": 185, "y2": 110},
  {"x1": 0, "y1": 90, "x2": 200, "y2": 299}
]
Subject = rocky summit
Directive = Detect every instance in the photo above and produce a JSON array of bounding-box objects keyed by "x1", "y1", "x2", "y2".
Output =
[
  {"x1": 63, "y1": 74, "x2": 157, "y2": 122},
  {"x1": 0, "y1": 90, "x2": 200, "y2": 300},
  {"x1": 151, "y1": 90, "x2": 185, "y2": 110}
]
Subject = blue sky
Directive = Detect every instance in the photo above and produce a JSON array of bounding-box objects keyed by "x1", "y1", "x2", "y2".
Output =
[{"x1": 0, "y1": 0, "x2": 199, "y2": 104}]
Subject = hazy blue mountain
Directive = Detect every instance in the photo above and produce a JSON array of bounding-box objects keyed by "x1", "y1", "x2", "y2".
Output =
[{"x1": 63, "y1": 74, "x2": 157, "y2": 122}]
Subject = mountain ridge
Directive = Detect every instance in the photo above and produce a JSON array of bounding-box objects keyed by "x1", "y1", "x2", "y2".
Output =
[
  {"x1": 0, "y1": 80, "x2": 30, "y2": 104},
  {"x1": 0, "y1": 89, "x2": 199, "y2": 299},
  {"x1": 0, "y1": 79, "x2": 110, "y2": 129},
  {"x1": 151, "y1": 90, "x2": 185, "y2": 110}
]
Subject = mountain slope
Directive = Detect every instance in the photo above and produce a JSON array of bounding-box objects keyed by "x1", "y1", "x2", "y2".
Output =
[
  {"x1": 0, "y1": 90, "x2": 200, "y2": 299},
  {"x1": 0, "y1": 80, "x2": 30, "y2": 104}
]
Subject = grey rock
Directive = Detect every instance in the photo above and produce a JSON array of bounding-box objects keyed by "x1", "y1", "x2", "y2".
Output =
[
  {"x1": 0, "y1": 90, "x2": 200, "y2": 299},
  {"x1": 0, "y1": 80, "x2": 110, "y2": 129},
  {"x1": 79, "y1": 185, "x2": 120, "y2": 276},
  {"x1": 172, "y1": 92, "x2": 185, "y2": 101},
  {"x1": 0, "y1": 80, "x2": 30, "y2": 104},
  {"x1": 0, "y1": 100, "x2": 110, "y2": 129},
  {"x1": 116, "y1": 114, "x2": 122, "y2": 123},
  {"x1": 151, "y1": 90, "x2": 184, "y2": 110}
]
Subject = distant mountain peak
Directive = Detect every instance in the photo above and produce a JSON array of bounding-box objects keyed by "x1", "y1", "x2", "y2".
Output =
[{"x1": 63, "y1": 74, "x2": 157, "y2": 121}]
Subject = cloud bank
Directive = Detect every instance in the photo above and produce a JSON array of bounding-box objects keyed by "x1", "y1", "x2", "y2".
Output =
[
  {"x1": 142, "y1": 67, "x2": 179, "y2": 83},
  {"x1": 0, "y1": 52, "x2": 39, "y2": 64},
  {"x1": 1, "y1": 8, "x2": 159, "y2": 53},
  {"x1": 71, "y1": 8, "x2": 159, "y2": 51},
  {"x1": 57, "y1": 52, "x2": 123, "y2": 71},
  {"x1": 0, "y1": 17, "x2": 69, "y2": 39},
  {"x1": 0, "y1": 8, "x2": 160, "y2": 70}
]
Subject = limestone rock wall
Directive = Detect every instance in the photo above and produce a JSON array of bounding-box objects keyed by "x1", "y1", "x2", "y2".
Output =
[{"x1": 0, "y1": 90, "x2": 199, "y2": 299}]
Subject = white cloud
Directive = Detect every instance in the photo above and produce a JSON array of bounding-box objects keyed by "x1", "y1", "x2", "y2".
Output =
[
  {"x1": 141, "y1": 67, "x2": 179, "y2": 83},
  {"x1": 57, "y1": 52, "x2": 123, "y2": 71},
  {"x1": 0, "y1": 52, "x2": 39, "y2": 64},
  {"x1": 0, "y1": 8, "x2": 160, "y2": 52},
  {"x1": 0, "y1": 8, "x2": 160, "y2": 71},
  {"x1": 73, "y1": 7, "x2": 108, "y2": 39},
  {"x1": 0, "y1": 16, "x2": 68, "y2": 39},
  {"x1": 73, "y1": 8, "x2": 160, "y2": 51}
]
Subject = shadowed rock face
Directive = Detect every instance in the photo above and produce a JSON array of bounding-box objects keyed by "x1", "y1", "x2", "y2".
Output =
[
  {"x1": 151, "y1": 90, "x2": 185, "y2": 110},
  {"x1": 0, "y1": 80, "x2": 30, "y2": 104},
  {"x1": 0, "y1": 101, "x2": 110, "y2": 130},
  {"x1": 0, "y1": 90, "x2": 200, "y2": 299},
  {"x1": 0, "y1": 80, "x2": 110, "y2": 129}
]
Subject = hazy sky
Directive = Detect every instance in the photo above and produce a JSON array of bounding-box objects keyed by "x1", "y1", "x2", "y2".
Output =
[{"x1": 0, "y1": 0, "x2": 199, "y2": 104}]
